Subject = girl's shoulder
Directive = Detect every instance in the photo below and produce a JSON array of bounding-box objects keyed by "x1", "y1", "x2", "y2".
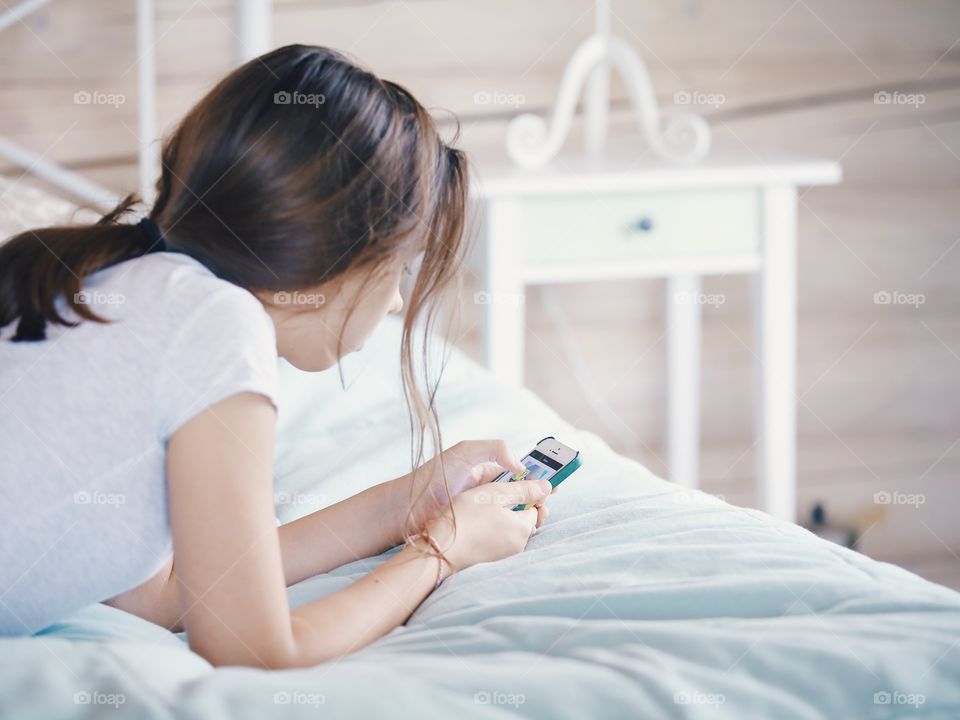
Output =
[
  {"x1": 100, "y1": 251, "x2": 256, "y2": 314},
  {"x1": 97, "y1": 252, "x2": 281, "y2": 437},
  {"x1": 81, "y1": 251, "x2": 273, "y2": 341}
]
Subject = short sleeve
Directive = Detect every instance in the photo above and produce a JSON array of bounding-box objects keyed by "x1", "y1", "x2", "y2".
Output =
[{"x1": 155, "y1": 286, "x2": 280, "y2": 441}]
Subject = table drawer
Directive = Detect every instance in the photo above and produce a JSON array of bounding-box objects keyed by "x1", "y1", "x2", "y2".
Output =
[{"x1": 516, "y1": 188, "x2": 761, "y2": 269}]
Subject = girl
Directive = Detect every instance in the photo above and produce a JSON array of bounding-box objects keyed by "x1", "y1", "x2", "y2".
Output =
[{"x1": 0, "y1": 44, "x2": 553, "y2": 668}]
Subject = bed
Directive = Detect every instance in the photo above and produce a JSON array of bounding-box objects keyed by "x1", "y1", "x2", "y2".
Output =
[{"x1": 1, "y1": 180, "x2": 959, "y2": 719}]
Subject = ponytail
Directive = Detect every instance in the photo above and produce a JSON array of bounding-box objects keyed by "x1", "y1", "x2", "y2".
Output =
[{"x1": 0, "y1": 194, "x2": 160, "y2": 342}]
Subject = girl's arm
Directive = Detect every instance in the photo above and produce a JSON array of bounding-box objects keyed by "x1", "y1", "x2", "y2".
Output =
[
  {"x1": 107, "y1": 474, "x2": 414, "y2": 632},
  {"x1": 276, "y1": 477, "x2": 410, "y2": 586},
  {"x1": 107, "y1": 439, "x2": 465, "y2": 631},
  {"x1": 276, "y1": 440, "x2": 543, "y2": 585},
  {"x1": 166, "y1": 391, "x2": 442, "y2": 668}
]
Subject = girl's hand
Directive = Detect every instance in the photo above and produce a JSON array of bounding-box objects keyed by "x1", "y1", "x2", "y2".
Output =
[
  {"x1": 395, "y1": 439, "x2": 552, "y2": 538},
  {"x1": 421, "y1": 478, "x2": 553, "y2": 573}
]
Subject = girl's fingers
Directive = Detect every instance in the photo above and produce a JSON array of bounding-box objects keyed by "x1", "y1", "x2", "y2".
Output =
[
  {"x1": 453, "y1": 439, "x2": 524, "y2": 475},
  {"x1": 482, "y1": 478, "x2": 551, "y2": 508},
  {"x1": 518, "y1": 507, "x2": 539, "y2": 536},
  {"x1": 476, "y1": 463, "x2": 509, "y2": 484},
  {"x1": 535, "y1": 504, "x2": 549, "y2": 527}
]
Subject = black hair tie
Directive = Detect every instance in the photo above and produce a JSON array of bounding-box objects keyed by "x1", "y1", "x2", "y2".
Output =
[{"x1": 137, "y1": 217, "x2": 167, "y2": 253}]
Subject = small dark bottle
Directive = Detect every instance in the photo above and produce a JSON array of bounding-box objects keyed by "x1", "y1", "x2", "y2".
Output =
[{"x1": 804, "y1": 502, "x2": 858, "y2": 549}]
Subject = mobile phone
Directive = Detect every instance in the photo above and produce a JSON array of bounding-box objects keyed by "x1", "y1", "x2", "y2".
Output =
[{"x1": 493, "y1": 436, "x2": 582, "y2": 511}]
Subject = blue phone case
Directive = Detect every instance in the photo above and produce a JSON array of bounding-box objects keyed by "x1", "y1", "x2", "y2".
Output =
[{"x1": 512, "y1": 436, "x2": 582, "y2": 511}]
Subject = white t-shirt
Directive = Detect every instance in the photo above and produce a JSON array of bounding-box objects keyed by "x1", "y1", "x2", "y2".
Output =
[{"x1": 0, "y1": 252, "x2": 280, "y2": 635}]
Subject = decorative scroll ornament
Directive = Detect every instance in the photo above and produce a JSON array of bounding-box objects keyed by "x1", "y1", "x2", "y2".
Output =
[{"x1": 506, "y1": 34, "x2": 711, "y2": 168}]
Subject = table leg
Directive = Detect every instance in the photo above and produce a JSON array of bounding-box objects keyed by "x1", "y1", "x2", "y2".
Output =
[
  {"x1": 481, "y1": 199, "x2": 525, "y2": 388},
  {"x1": 754, "y1": 185, "x2": 798, "y2": 522},
  {"x1": 666, "y1": 275, "x2": 702, "y2": 489}
]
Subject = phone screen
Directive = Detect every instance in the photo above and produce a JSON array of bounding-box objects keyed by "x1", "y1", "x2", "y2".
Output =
[{"x1": 494, "y1": 449, "x2": 566, "y2": 484}]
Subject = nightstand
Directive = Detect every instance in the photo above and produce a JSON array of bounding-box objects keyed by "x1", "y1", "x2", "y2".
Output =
[{"x1": 471, "y1": 155, "x2": 841, "y2": 522}]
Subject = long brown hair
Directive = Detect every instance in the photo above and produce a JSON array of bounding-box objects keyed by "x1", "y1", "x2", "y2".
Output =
[{"x1": 0, "y1": 44, "x2": 471, "y2": 561}]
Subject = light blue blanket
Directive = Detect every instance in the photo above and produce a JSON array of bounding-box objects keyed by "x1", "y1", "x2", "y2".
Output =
[{"x1": 3, "y1": 317, "x2": 958, "y2": 719}]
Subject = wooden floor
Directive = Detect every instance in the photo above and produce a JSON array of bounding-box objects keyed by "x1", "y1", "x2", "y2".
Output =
[{"x1": 1, "y1": 0, "x2": 958, "y2": 590}]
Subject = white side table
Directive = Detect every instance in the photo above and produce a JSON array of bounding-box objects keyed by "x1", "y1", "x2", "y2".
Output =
[{"x1": 471, "y1": 155, "x2": 841, "y2": 522}]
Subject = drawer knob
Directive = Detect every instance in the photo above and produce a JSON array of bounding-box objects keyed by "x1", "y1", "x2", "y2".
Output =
[{"x1": 628, "y1": 216, "x2": 654, "y2": 234}]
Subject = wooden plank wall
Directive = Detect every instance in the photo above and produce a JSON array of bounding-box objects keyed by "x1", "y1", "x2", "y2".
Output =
[{"x1": 1, "y1": 0, "x2": 958, "y2": 588}]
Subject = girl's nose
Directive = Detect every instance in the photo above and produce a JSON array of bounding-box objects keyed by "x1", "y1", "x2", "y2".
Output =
[{"x1": 390, "y1": 291, "x2": 404, "y2": 315}]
